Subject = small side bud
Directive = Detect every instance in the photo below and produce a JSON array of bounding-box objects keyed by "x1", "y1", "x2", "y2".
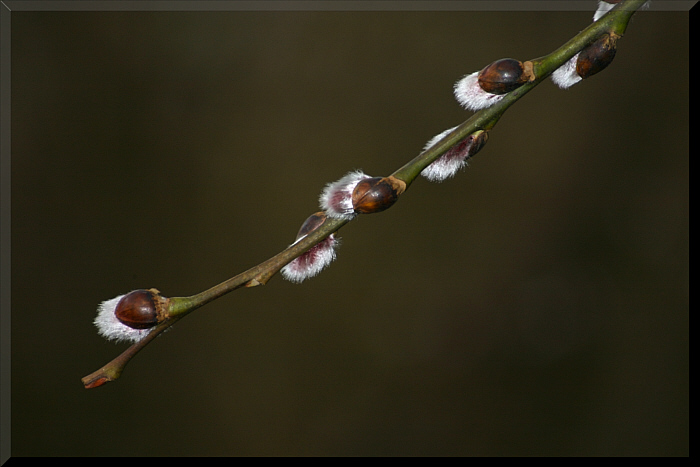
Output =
[
  {"x1": 281, "y1": 212, "x2": 339, "y2": 283},
  {"x1": 421, "y1": 128, "x2": 488, "y2": 182},
  {"x1": 294, "y1": 211, "x2": 326, "y2": 241},
  {"x1": 83, "y1": 376, "x2": 110, "y2": 389},
  {"x1": 576, "y1": 33, "x2": 619, "y2": 79},
  {"x1": 351, "y1": 176, "x2": 406, "y2": 214},
  {"x1": 94, "y1": 288, "x2": 169, "y2": 343}
]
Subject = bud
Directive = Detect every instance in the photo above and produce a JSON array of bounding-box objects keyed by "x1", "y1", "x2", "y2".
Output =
[
  {"x1": 319, "y1": 170, "x2": 371, "y2": 220},
  {"x1": 115, "y1": 289, "x2": 165, "y2": 329},
  {"x1": 94, "y1": 288, "x2": 168, "y2": 343},
  {"x1": 478, "y1": 58, "x2": 531, "y2": 95},
  {"x1": 455, "y1": 59, "x2": 534, "y2": 111},
  {"x1": 294, "y1": 211, "x2": 326, "y2": 240},
  {"x1": 552, "y1": 0, "x2": 630, "y2": 89},
  {"x1": 576, "y1": 33, "x2": 618, "y2": 79},
  {"x1": 551, "y1": 32, "x2": 620, "y2": 89},
  {"x1": 351, "y1": 176, "x2": 405, "y2": 214},
  {"x1": 281, "y1": 212, "x2": 339, "y2": 283},
  {"x1": 421, "y1": 127, "x2": 489, "y2": 182}
]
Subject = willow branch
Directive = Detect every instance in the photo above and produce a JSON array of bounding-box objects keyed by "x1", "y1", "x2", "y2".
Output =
[{"x1": 82, "y1": 0, "x2": 647, "y2": 389}]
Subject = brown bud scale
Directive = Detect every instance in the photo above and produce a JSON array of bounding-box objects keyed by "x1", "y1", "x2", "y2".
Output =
[
  {"x1": 295, "y1": 212, "x2": 327, "y2": 240},
  {"x1": 576, "y1": 33, "x2": 619, "y2": 79},
  {"x1": 352, "y1": 176, "x2": 405, "y2": 214},
  {"x1": 478, "y1": 58, "x2": 531, "y2": 95},
  {"x1": 115, "y1": 288, "x2": 167, "y2": 330},
  {"x1": 462, "y1": 130, "x2": 488, "y2": 158}
]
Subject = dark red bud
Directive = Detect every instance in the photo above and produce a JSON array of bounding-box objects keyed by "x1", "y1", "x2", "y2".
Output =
[
  {"x1": 115, "y1": 289, "x2": 164, "y2": 330},
  {"x1": 462, "y1": 130, "x2": 489, "y2": 158},
  {"x1": 352, "y1": 176, "x2": 406, "y2": 214},
  {"x1": 576, "y1": 33, "x2": 619, "y2": 79},
  {"x1": 295, "y1": 212, "x2": 327, "y2": 241},
  {"x1": 478, "y1": 58, "x2": 532, "y2": 94}
]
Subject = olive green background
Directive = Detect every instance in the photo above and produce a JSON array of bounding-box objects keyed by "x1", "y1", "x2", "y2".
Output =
[{"x1": 10, "y1": 9, "x2": 688, "y2": 456}]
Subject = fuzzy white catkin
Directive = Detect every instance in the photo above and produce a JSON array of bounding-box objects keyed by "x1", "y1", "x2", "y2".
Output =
[
  {"x1": 453, "y1": 72, "x2": 505, "y2": 111},
  {"x1": 593, "y1": 1, "x2": 617, "y2": 21},
  {"x1": 420, "y1": 127, "x2": 471, "y2": 182},
  {"x1": 593, "y1": 0, "x2": 651, "y2": 21},
  {"x1": 94, "y1": 294, "x2": 153, "y2": 343},
  {"x1": 280, "y1": 235, "x2": 338, "y2": 283},
  {"x1": 550, "y1": 54, "x2": 583, "y2": 89},
  {"x1": 319, "y1": 170, "x2": 371, "y2": 220}
]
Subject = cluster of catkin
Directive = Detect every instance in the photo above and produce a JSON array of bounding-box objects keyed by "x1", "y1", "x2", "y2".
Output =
[{"x1": 94, "y1": 1, "x2": 628, "y2": 344}]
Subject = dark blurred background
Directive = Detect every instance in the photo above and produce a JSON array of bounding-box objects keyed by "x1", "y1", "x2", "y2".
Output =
[{"x1": 10, "y1": 7, "x2": 688, "y2": 456}]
